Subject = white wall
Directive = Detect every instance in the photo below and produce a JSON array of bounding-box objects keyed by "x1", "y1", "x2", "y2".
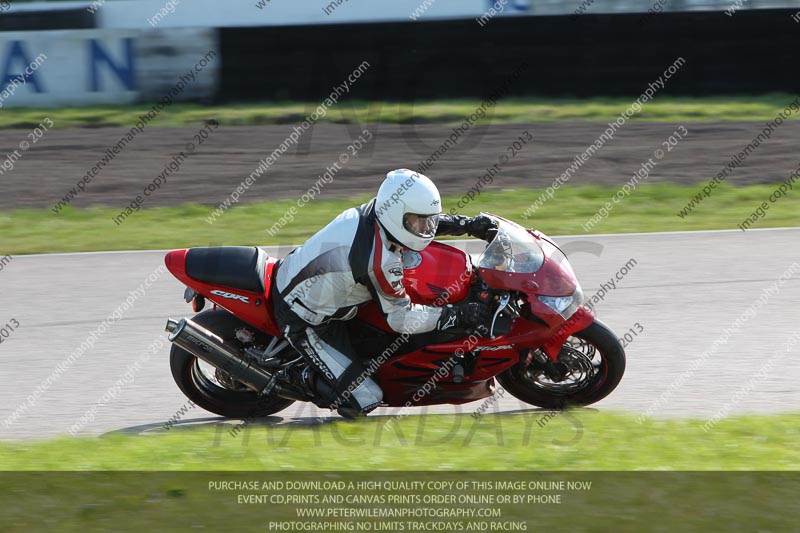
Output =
[
  {"x1": 0, "y1": 28, "x2": 218, "y2": 108},
  {"x1": 98, "y1": 0, "x2": 488, "y2": 29},
  {"x1": 6, "y1": 0, "x2": 540, "y2": 29}
]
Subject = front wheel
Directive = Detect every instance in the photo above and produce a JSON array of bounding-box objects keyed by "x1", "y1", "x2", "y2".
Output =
[
  {"x1": 497, "y1": 319, "x2": 625, "y2": 409},
  {"x1": 170, "y1": 309, "x2": 295, "y2": 418}
]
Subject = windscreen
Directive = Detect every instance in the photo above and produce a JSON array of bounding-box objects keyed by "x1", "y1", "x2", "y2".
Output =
[{"x1": 476, "y1": 217, "x2": 544, "y2": 274}]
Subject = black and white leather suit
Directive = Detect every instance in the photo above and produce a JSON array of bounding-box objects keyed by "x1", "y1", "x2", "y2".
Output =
[{"x1": 272, "y1": 198, "x2": 486, "y2": 412}]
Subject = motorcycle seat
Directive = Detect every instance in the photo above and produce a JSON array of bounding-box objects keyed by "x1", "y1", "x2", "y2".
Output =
[{"x1": 185, "y1": 246, "x2": 267, "y2": 294}]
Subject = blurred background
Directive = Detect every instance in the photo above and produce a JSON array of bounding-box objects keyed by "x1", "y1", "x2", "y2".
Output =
[{"x1": 0, "y1": 0, "x2": 799, "y2": 237}]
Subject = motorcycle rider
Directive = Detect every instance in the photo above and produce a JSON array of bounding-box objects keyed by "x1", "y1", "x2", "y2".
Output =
[{"x1": 272, "y1": 168, "x2": 498, "y2": 417}]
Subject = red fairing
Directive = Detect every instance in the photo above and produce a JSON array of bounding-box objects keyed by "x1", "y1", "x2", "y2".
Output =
[
  {"x1": 481, "y1": 264, "x2": 578, "y2": 330},
  {"x1": 479, "y1": 232, "x2": 577, "y2": 301},
  {"x1": 164, "y1": 249, "x2": 281, "y2": 336},
  {"x1": 477, "y1": 228, "x2": 595, "y2": 360},
  {"x1": 540, "y1": 306, "x2": 595, "y2": 359},
  {"x1": 355, "y1": 301, "x2": 393, "y2": 331},
  {"x1": 479, "y1": 257, "x2": 576, "y2": 302},
  {"x1": 479, "y1": 230, "x2": 582, "y2": 331},
  {"x1": 377, "y1": 344, "x2": 515, "y2": 406}
]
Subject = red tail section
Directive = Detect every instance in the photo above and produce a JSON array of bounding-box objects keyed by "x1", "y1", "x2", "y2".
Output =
[{"x1": 164, "y1": 248, "x2": 281, "y2": 336}]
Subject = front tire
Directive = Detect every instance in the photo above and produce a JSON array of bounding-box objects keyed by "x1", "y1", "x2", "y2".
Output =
[
  {"x1": 497, "y1": 319, "x2": 625, "y2": 409},
  {"x1": 170, "y1": 309, "x2": 295, "y2": 418}
]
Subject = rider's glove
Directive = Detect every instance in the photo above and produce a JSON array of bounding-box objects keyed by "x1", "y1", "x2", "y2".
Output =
[
  {"x1": 465, "y1": 215, "x2": 498, "y2": 242},
  {"x1": 437, "y1": 299, "x2": 491, "y2": 332},
  {"x1": 437, "y1": 214, "x2": 498, "y2": 242}
]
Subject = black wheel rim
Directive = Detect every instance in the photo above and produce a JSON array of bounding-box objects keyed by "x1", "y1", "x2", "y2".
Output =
[
  {"x1": 190, "y1": 359, "x2": 259, "y2": 400},
  {"x1": 522, "y1": 336, "x2": 607, "y2": 396}
]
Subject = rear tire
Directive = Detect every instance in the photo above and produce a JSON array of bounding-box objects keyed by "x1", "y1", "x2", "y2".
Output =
[
  {"x1": 497, "y1": 319, "x2": 625, "y2": 409},
  {"x1": 170, "y1": 309, "x2": 295, "y2": 418}
]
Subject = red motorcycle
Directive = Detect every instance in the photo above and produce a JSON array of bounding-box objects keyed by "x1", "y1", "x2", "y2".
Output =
[{"x1": 164, "y1": 214, "x2": 625, "y2": 418}]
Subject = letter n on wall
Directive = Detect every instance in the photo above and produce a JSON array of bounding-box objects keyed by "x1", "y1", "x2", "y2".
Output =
[{"x1": 89, "y1": 37, "x2": 136, "y2": 92}]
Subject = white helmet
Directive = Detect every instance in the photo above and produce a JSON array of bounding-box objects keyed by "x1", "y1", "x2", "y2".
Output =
[{"x1": 375, "y1": 169, "x2": 441, "y2": 251}]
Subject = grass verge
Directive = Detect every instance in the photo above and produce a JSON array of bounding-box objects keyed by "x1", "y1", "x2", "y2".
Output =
[
  {"x1": 4, "y1": 183, "x2": 798, "y2": 254},
  {"x1": 1, "y1": 94, "x2": 798, "y2": 129},
  {"x1": 1, "y1": 411, "x2": 798, "y2": 470},
  {"x1": 1, "y1": 414, "x2": 797, "y2": 530}
]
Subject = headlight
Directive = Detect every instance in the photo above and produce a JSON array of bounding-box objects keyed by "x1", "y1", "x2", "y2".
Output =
[{"x1": 538, "y1": 295, "x2": 574, "y2": 314}]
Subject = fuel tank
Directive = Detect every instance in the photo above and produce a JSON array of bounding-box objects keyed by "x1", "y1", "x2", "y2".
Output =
[{"x1": 400, "y1": 241, "x2": 472, "y2": 305}]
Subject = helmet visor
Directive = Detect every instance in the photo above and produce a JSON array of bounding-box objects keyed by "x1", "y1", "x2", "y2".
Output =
[{"x1": 403, "y1": 213, "x2": 439, "y2": 238}]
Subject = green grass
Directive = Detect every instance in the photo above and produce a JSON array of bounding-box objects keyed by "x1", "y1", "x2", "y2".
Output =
[
  {"x1": 3, "y1": 94, "x2": 799, "y2": 129},
  {"x1": 4, "y1": 183, "x2": 798, "y2": 255},
  {"x1": 2, "y1": 411, "x2": 798, "y2": 470},
  {"x1": 2, "y1": 413, "x2": 798, "y2": 530}
]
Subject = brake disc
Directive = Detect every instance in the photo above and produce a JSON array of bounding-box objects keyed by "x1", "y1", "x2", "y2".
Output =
[{"x1": 527, "y1": 344, "x2": 597, "y2": 394}]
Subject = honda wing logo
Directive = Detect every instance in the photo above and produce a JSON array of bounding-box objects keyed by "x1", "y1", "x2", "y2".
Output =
[{"x1": 210, "y1": 290, "x2": 250, "y2": 303}]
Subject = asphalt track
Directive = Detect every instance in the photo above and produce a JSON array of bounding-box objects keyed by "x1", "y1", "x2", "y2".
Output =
[{"x1": 1, "y1": 228, "x2": 798, "y2": 440}]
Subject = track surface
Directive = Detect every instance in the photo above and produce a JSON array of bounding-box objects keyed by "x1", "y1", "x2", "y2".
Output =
[
  {"x1": 3, "y1": 121, "x2": 800, "y2": 210},
  {"x1": 1, "y1": 228, "x2": 798, "y2": 440}
]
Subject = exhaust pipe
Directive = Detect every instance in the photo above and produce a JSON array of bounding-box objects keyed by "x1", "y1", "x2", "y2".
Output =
[{"x1": 165, "y1": 317, "x2": 275, "y2": 393}]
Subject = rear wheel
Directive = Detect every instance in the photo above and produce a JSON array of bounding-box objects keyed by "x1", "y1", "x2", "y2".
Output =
[
  {"x1": 497, "y1": 319, "x2": 625, "y2": 409},
  {"x1": 170, "y1": 309, "x2": 295, "y2": 418}
]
